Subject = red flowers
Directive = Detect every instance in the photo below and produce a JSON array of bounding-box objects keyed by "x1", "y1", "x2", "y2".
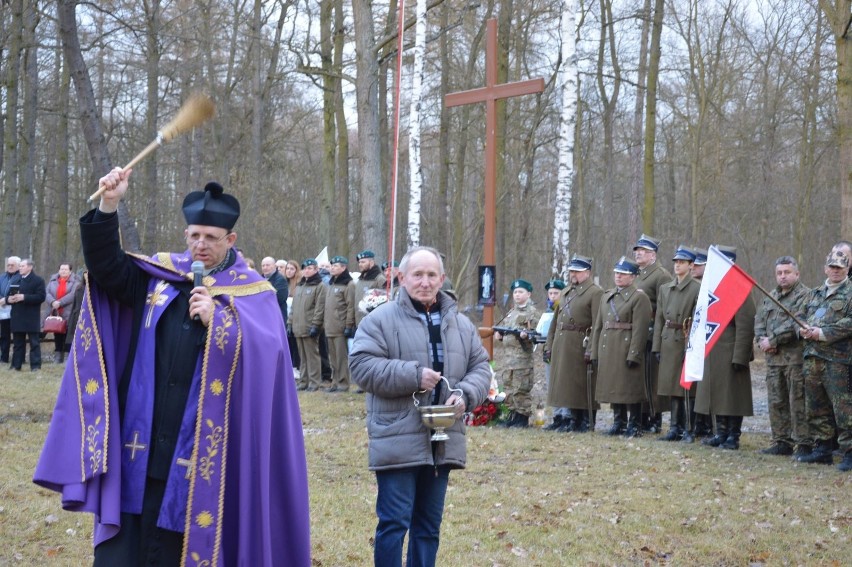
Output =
[{"x1": 465, "y1": 399, "x2": 507, "y2": 426}]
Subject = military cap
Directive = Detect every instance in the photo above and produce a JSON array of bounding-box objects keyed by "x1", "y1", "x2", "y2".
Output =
[
  {"x1": 614, "y1": 256, "x2": 640, "y2": 275},
  {"x1": 381, "y1": 260, "x2": 400, "y2": 270},
  {"x1": 715, "y1": 245, "x2": 737, "y2": 262},
  {"x1": 672, "y1": 245, "x2": 697, "y2": 262},
  {"x1": 511, "y1": 279, "x2": 533, "y2": 293},
  {"x1": 182, "y1": 182, "x2": 240, "y2": 230},
  {"x1": 567, "y1": 254, "x2": 593, "y2": 272},
  {"x1": 356, "y1": 250, "x2": 375, "y2": 260},
  {"x1": 826, "y1": 249, "x2": 849, "y2": 269},
  {"x1": 545, "y1": 279, "x2": 566, "y2": 290},
  {"x1": 633, "y1": 233, "x2": 661, "y2": 252},
  {"x1": 692, "y1": 247, "x2": 708, "y2": 265},
  {"x1": 330, "y1": 256, "x2": 348, "y2": 265},
  {"x1": 302, "y1": 258, "x2": 318, "y2": 268}
]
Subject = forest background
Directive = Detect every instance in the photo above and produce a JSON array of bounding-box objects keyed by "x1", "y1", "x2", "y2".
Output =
[{"x1": 1, "y1": 0, "x2": 850, "y2": 311}]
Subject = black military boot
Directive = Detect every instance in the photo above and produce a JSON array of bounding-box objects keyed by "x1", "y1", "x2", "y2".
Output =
[
  {"x1": 838, "y1": 452, "x2": 852, "y2": 472},
  {"x1": 509, "y1": 413, "x2": 530, "y2": 428},
  {"x1": 606, "y1": 404, "x2": 627, "y2": 435},
  {"x1": 721, "y1": 416, "x2": 743, "y2": 450},
  {"x1": 572, "y1": 410, "x2": 589, "y2": 432},
  {"x1": 693, "y1": 412, "x2": 713, "y2": 438},
  {"x1": 544, "y1": 414, "x2": 564, "y2": 431},
  {"x1": 501, "y1": 411, "x2": 518, "y2": 428},
  {"x1": 660, "y1": 398, "x2": 684, "y2": 441},
  {"x1": 557, "y1": 410, "x2": 575, "y2": 432},
  {"x1": 624, "y1": 404, "x2": 643, "y2": 438},
  {"x1": 798, "y1": 441, "x2": 834, "y2": 464},
  {"x1": 702, "y1": 416, "x2": 729, "y2": 447}
]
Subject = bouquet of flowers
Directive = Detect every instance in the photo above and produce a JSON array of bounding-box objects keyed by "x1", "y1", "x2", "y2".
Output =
[
  {"x1": 466, "y1": 399, "x2": 509, "y2": 426},
  {"x1": 359, "y1": 289, "x2": 389, "y2": 314}
]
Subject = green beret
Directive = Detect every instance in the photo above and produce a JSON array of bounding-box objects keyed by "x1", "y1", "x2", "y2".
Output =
[
  {"x1": 511, "y1": 279, "x2": 533, "y2": 293},
  {"x1": 356, "y1": 250, "x2": 375, "y2": 260},
  {"x1": 330, "y1": 256, "x2": 348, "y2": 265},
  {"x1": 545, "y1": 279, "x2": 566, "y2": 290},
  {"x1": 302, "y1": 258, "x2": 318, "y2": 268}
]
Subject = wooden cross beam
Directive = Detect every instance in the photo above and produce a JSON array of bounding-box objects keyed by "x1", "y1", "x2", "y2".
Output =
[{"x1": 444, "y1": 18, "x2": 545, "y2": 358}]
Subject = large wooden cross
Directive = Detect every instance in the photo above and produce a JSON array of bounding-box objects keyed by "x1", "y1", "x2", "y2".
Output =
[{"x1": 445, "y1": 18, "x2": 545, "y2": 358}]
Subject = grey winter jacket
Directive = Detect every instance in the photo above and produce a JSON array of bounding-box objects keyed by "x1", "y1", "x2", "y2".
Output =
[{"x1": 349, "y1": 288, "x2": 491, "y2": 471}]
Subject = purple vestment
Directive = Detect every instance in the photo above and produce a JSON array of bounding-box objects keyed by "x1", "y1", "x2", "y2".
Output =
[{"x1": 34, "y1": 251, "x2": 311, "y2": 566}]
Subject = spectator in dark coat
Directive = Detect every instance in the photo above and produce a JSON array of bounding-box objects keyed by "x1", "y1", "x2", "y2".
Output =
[
  {"x1": 8, "y1": 258, "x2": 47, "y2": 371},
  {"x1": 0, "y1": 256, "x2": 21, "y2": 363},
  {"x1": 261, "y1": 256, "x2": 289, "y2": 327}
]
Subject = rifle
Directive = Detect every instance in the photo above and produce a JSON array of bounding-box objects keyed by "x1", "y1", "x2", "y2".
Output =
[{"x1": 491, "y1": 325, "x2": 547, "y2": 344}]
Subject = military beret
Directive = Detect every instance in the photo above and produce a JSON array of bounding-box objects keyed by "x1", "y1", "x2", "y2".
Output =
[
  {"x1": 302, "y1": 258, "x2": 318, "y2": 268},
  {"x1": 356, "y1": 250, "x2": 375, "y2": 260},
  {"x1": 633, "y1": 233, "x2": 661, "y2": 252},
  {"x1": 672, "y1": 245, "x2": 696, "y2": 262},
  {"x1": 545, "y1": 279, "x2": 566, "y2": 290},
  {"x1": 182, "y1": 182, "x2": 240, "y2": 230},
  {"x1": 381, "y1": 260, "x2": 399, "y2": 270},
  {"x1": 511, "y1": 279, "x2": 533, "y2": 293},
  {"x1": 330, "y1": 256, "x2": 348, "y2": 265},
  {"x1": 826, "y1": 249, "x2": 849, "y2": 269},
  {"x1": 715, "y1": 245, "x2": 737, "y2": 262},
  {"x1": 692, "y1": 247, "x2": 708, "y2": 265},
  {"x1": 614, "y1": 256, "x2": 640, "y2": 275},
  {"x1": 567, "y1": 254, "x2": 593, "y2": 272}
]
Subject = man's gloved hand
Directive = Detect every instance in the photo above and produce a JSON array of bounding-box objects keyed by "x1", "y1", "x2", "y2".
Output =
[
  {"x1": 654, "y1": 352, "x2": 661, "y2": 362},
  {"x1": 344, "y1": 327, "x2": 355, "y2": 338},
  {"x1": 309, "y1": 325, "x2": 319, "y2": 338},
  {"x1": 626, "y1": 360, "x2": 639, "y2": 369},
  {"x1": 543, "y1": 350, "x2": 551, "y2": 364},
  {"x1": 732, "y1": 362, "x2": 748, "y2": 372}
]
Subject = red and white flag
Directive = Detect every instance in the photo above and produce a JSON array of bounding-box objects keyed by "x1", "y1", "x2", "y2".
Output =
[{"x1": 681, "y1": 246, "x2": 755, "y2": 389}]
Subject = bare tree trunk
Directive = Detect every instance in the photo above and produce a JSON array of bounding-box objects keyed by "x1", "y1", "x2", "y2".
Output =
[
  {"x1": 642, "y1": 0, "x2": 665, "y2": 234},
  {"x1": 57, "y1": 0, "x2": 140, "y2": 252},
  {"x1": 333, "y1": 0, "x2": 350, "y2": 256},
  {"x1": 435, "y1": 2, "x2": 450, "y2": 257},
  {"x1": 407, "y1": 0, "x2": 427, "y2": 247},
  {"x1": 2, "y1": 0, "x2": 23, "y2": 257},
  {"x1": 19, "y1": 1, "x2": 38, "y2": 258},
  {"x1": 352, "y1": 0, "x2": 386, "y2": 253},
  {"x1": 320, "y1": 0, "x2": 335, "y2": 249},
  {"x1": 143, "y1": 0, "x2": 161, "y2": 253},
  {"x1": 628, "y1": 0, "x2": 651, "y2": 241}
]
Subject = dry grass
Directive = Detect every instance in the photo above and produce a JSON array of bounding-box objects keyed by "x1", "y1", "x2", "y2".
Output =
[{"x1": 1, "y1": 363, "x2": 850, "y2": 566}]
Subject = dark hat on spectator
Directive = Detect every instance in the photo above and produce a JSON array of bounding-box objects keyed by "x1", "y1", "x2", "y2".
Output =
[
  {"x1": 182, "y1": 182, "x2": 240, "y2": 230},
  {"x1": 672, "y1": 245, "x2": 697, "y2": 262},
  {"x1": 511, "y1": 279, "x2": 533, "y2": 292},
  {"x1": 545, "y1": 279, "x2": 566, "y2": 290},
  {"x1": 633, "y1": 234, "x2": 661, "y2": 252},
  {"x1": 826, "y1": 250, "x2": 849, "y2": 269},
  {"x1": 302, "y1": 258, "x2": 318, "y2": 268},
  {"x1": 356, "y1": 250, "x2": 375, "y2": 260},
  {"x1": 715, "y1": 245, "x2": 737, "y2": 262},
  {"x1": 614, "y1": 256, "x2": 640, "y2": 275},
  {"x1": 567, "y1": 254, "x2": 593, "y2": 272},
  {"x1": 330, "y1": 256, "x2": 348, "y2": 265},
  {"x1": 692, "y1": 247, "x2": 708, "y2": 265}
]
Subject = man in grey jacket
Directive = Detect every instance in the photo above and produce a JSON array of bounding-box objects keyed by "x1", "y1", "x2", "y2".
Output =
[{"x1": 350, "y1": 246, "x2": 490, "y2": 567}]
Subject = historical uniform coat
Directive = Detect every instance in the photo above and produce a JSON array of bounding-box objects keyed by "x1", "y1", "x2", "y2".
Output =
[
  {"x1": 652, "y1": 275, "x2": 700, "y2": 397},
  {"x1": 324, "y1": 272, "x2": 356, "y2": 338},
  {"x1": 291, "y1": 274, "x2": 327, "y2": 338},
  {"x1": 695, "y1": 296, "x2": 756, "y2": 416},
  {"x1": 591, "y1": 283, "x2": 652, "y2": 404},
  {"x1": 544, "y1": 279, "x2": 603, "y2": 408},
  {"x1": 635, "y1": 261, "x2": 672, "y2": 411}
]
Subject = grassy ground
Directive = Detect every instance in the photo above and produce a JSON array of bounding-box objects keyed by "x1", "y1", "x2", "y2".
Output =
[{"x1": 1, "y1": 363, "x2": 849, "y2": 566}]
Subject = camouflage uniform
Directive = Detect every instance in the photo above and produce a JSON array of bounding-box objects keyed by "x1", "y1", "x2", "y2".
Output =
[
  {"x1": 754, "y1": 280, "x2": 811, "y2": 451},
  {"x1": 496, "y1": 302, "x2": 540, "y2": 417},
  {"x1": 797, "y1": 277, "x2": 852, "y2": 462}
]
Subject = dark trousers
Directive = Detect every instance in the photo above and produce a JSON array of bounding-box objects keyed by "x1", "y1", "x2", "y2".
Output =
[
  {"x1": 53, "y1": 332, "x2": 68, "y2": 353},
  {"x1": 374, "y1": 466, "x2": 450, "y2": 567},
  {"x1": 0, "y1": 318, "x2": 10, "y2": 362},
  {"x1": 11, "y1": 332, "x2": 41, "y2": 369}
]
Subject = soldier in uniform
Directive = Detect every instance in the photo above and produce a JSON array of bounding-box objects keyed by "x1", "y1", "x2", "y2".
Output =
[
  {"x1": 688, "y1": 247, "x2": 713, "y2": 438},
  {"x1": 696, "y1": 246, "x2": 755, "y2": 450},
  {"x1": 324, "y1": 256, "x2": 357, "y2": 392},
  {"x1": 653, "y1": 246, "x2": 700, "y2": 441},
  {"x1": 591, "y1": 257, "x2": 652, "y2": 437},
  {"x1": 754, "y1": 256, "x2": 811, "y2": 457},
  {"x1": 796, "y1": 249, "x2": 852, "y2": 472},
  {"x1": 354, "y1": 250, "x2": 387, "y2": 327},
  {"x1": 633, "y1": 234, "x2": 673, "y2": 433},
  {"x1": 292, "y1": 258, "x2": 328, "y2": 391},
  {"x1": 541, "y1": 278, "x2": 567, "y2": 430},
  {"x1": 691, "y1": 248, "x2": 707, "y2": 282},
  {"x1": 494, "y1": 279, "x2": 541, "y2": 428},
  {"x1": 544, "y1": 256, "x2": 602, "y2": 432}
]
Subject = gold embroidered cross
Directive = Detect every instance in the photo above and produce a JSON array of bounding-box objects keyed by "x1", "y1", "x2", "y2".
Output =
[
  {"x1": 124, "y1": 431, "x2": 148, "y2": 461},
  {"x1": 176, "y1": 457, "x2": 194, "y2": 479},
  {"x1": 145, "y1": 280, "x2": 170, "y2": 328}
]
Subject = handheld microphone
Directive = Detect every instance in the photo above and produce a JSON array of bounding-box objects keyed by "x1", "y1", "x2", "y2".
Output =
[{"x1": 191, "y1": 261, "x2": 205, "y2": 321}]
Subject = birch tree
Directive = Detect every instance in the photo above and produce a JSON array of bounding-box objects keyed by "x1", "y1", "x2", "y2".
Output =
[
  {"x1": 407, "y1": 0, "x2": 427, "y2": 247},
  {"x1": 552, "y1": 0, "x2": 579, "y2": 276}
]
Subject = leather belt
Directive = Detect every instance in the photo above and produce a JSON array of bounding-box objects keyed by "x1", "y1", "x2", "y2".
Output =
[
  {"x1": 560, "y1": 323, "x2": 588, "y2": 332},
  {"x1": 604, "y1": 321, "x2": 633, "y2": 330},
  {"x1": 664, "y1": 320, "x2": 683, "y2": 330}
]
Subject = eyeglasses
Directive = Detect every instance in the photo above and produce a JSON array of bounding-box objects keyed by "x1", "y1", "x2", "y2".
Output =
[{"x1": 186, "y1": 232, "x2": 231, "y2": 248}]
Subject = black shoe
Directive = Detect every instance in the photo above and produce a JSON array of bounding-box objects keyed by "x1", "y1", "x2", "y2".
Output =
[
  {"x1": 681, "y1": 431, "x2": 695, "y2": 443},
  {"x1": 798, "y1": 443, "x2": 834, "y2": 464},
  {"x1": 296, "y1": 384, "x2": 308, "y2": 391},
  {"x1": 606, "y1": 422, "x2": 625, "y2": 436},
  {"x1": 720, "y1": 435, "x2": 740, "y2": 450},
  {"x1": 838, "y1": 453, "x2": 852, "y2": 472},
  {"x1": 508, "y1": 414, "x2": 529, "y2": 428},
  {"x1": 760, "y1": 443, "x2": 793, "y2": 456},
  {"x1": 544, "y1": 415, "x2": 564, "y2": 431},
  {"x1": 624, "y1": 424, "x2": 642, "y2": 438},
  {"x1": 659, "y1": 428, "x2": 683, "y2": 442},
  {"x1": 306, "y1": 386, "x2": 319, "y2": 392},
  {"x1": 702, "y1": 434, "x2": 726, "y2": 447},
  {"x1": 326, "y1": 386, "x2": 339, "y2": 393},
  {"x1": 792, "y1": 445, "x2": 812, "y2": 459},
  {"x1": 501, "y1": 412, "x2": 518, "y2": 428}
]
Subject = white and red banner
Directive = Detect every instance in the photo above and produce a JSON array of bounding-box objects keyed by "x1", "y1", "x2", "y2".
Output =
[{"x1": 681, "y1": 246, "x2": 756, "y2": 389}]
